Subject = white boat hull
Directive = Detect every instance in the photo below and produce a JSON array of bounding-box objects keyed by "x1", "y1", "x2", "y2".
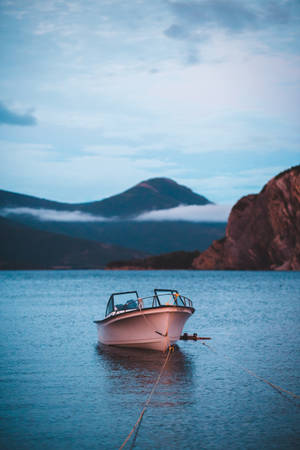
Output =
[{"x1": 95, "y1": 306, "x2": 194, "y2": 351}]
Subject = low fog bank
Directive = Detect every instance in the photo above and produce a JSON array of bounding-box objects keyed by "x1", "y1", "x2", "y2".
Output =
[
  {"x1": 135, "y1": 204, "x2": 232, "y2": 222},
  {"x1": 0, "y1": 207, "x2": 111, "y2": 222},
  {"x1": 0, "y1": 204, "x2": 231, "y2": 223}
]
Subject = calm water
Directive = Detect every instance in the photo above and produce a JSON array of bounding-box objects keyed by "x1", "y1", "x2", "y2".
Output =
[{"x1": 0, "y1": 270, "x2": 299, "y2": 450}]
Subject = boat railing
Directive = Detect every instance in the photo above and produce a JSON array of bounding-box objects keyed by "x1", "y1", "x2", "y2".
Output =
[
  {"x1": 138, "y1": 293, "x2": 193, "y2": 309},
  {"x1": 111, "y1": 292, "x2": 193, "y2": 316}
]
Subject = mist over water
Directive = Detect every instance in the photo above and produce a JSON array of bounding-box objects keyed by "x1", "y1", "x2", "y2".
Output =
[{"x1": 0, "y1": 270, "x2": 299, "y2": 449}]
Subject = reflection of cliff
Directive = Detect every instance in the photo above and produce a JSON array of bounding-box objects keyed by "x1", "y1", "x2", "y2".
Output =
[
  {"x1": 193, "y1": 165, "x2": 300, "y2": 270},
  {"x1": 96, "y1": 344, "x2": 194, "y2": 388}
]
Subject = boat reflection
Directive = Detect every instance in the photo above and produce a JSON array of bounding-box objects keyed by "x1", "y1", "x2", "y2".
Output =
[{"x1": 95, "y1": 343, "x2": 194, "y2": 389}]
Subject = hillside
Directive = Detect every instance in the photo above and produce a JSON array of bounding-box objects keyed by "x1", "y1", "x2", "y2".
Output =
[
  {"x1": 0, "y1": 217, "x2": 144, "y2": 270},
  {"x1": 7, "y1": 219, "x2": 226, "y2": 254},
  {"x1": 0, "y1": 178, "x2": 224, "y2": 256},
  {"x1": 107, "y1": 250, "x2": 200, "y2": 270},
  {"x1": 77, "y1": 177, "x2": 211, "y2": 217},
  {"x1": 0, "y1": 189, "x2": 73, "y2": 211},
  {"x1": 0, "y1": 177, "x2": 211, "y2": 219},
  {"x1": 106, "y1": 166, "x2": 300, "y2": 271}
]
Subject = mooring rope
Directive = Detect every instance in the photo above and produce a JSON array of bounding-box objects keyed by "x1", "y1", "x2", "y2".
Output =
[
  {"x1": 138, "y1": 302, "x2": 170, "y2": 348},
  {"x1": 202, "y1": 342, "x2": 300, "y2": 403},
  {"x1": 119, "y1": 346, "x2": 173, "y2": 450}
]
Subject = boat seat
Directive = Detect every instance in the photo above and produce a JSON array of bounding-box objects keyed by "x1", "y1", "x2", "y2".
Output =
[
  {"x1": 115, "y1": 300, "x2": 138, "y2": 311},
  {"x1": 125, "y1": 300, "x2": 138, "y2": 310},
  {"x1": 115, "y1": 304, "x2": 126, "y2": 311}
]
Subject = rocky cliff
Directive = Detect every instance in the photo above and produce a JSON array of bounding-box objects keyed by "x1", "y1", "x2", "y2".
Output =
[{"x1": 192, "y1": 166, "x2": 300, "y2": 270}]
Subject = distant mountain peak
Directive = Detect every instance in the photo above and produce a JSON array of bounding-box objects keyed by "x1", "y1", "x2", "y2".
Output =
[
  {"x1": 0, "y1": 177, "x2": 212, "y2": 218},
  {"x1": 93, "y1": 176, "x2": 212, "y2": 217},
  {"x1": 145, "y1": 177, "x2": 176, "y2": 184},
  {"x1": 136, "y1": 181, "x2": 159, "y2": 193},
  {"x1": 135, "y1": 177, "x2": 177, "y2": 190}
]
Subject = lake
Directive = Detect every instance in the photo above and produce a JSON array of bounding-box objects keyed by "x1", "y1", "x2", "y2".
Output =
[{"x1": 0, "y1": 270, "x2": 299, "y2": 449}]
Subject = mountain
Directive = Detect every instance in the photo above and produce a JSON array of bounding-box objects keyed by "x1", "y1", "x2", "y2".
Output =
[
  {"x1": 106, "y1": 166, "x2": 300, "y2": 271},
  {"x1": 192, "y1": 166, "x2": 300, "y2": 270},
  {"x1": 5, "y1": 219, "x2": 226, "y2": 255},
  {"x1": 0, "y1": 189, "x2": 74, "y2": 211},
  {"x1": 0, "y1": 217, "x2": 145, "y2": 270},
  {"x1": 77, "y1": 177, "x2": 212, "y2": 217},
  {"x1": 0, "y1": 177, "x2": 211, "y2": 219},
  {"x1": 0, "y1": 178, "x2": 224, "y2": 256}
]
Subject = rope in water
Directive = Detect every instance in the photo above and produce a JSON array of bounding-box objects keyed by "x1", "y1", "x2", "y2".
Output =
[
  {"x1": 202, "y1": 342, "x2": 300, "y2": 403},
  {"x1": 119, "y1": 346, "x2": 173, "y2": 450}
]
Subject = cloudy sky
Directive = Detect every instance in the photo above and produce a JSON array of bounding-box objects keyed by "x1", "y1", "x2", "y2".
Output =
[{"x1": 0, "y1": 0, "x2": 299, "y2": 205}]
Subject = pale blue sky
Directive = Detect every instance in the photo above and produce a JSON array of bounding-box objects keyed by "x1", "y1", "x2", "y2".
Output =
[{"x1": 0, "y1": 0, "x2": 299, "y2": 204}]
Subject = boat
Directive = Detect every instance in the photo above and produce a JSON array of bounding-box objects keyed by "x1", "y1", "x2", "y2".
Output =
[{"x1": 94, "y1": 289, "x2": 195, "y2": 351}]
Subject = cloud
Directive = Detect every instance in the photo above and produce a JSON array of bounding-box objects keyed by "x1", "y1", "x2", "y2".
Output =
[
  {"x1": 135, "y1": 204, "x2": 231, "y2": 222},
  {"x1": 164, "y1": 24, "x2": 190, "y2": 40},
  {"x1": 164, "y1": 0, "x2": 300, "y2": 62},
  {"x1": 0, "y1": 204, "x2": 231, "y2": 222},
  {"x1": 0, "y1": 139, "x2": 180, "y2": 202},
  {"x1": 168, "y1": 1, "x2": 257, "y2": 33},
  {"x1": 83, "y1": 144, "x2": 139, "y2": 157},
  {"x1": 0, "y1": 207, "x2": 110, "y2": 222},
  {"x1": 0, "y1": 101, "x2": 37, "y2": 126},
  {"x1": 166, "y1": 0, "x2": 300, "y2": 37},
  {"x1": 0, "y1": 0, "x2": 299, "y2": 206},
  {"x1": 181, "y1": 166, "x2": 287, "y2": 203}
]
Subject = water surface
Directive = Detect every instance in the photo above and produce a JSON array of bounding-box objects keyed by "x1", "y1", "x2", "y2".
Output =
[{"x1": 0, "y1": 270, "x2": 299, "y2": 449}]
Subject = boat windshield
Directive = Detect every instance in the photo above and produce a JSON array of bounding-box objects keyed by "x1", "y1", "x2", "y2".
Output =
[
  {"x1": 154, "y1": 289, "x2": 186, "y2": 307},
  {"x1": 104, "y1": 289, "x2": 192, "y2": 317},
  {"x1": 105, "y1": 291, "x2": 139, "y2": 316}
]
